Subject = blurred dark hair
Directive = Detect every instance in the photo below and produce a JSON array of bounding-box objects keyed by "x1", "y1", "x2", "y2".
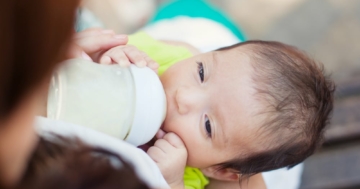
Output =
[
  {"x1": 216, "y1": 41, "x2": 335, "y2": 178},
  {"x1": 0, "y1": 0, "x2": 78, "y2": 119},
  {"x1": 15, "y1": 136, "x2": 149, "y2": 189}
]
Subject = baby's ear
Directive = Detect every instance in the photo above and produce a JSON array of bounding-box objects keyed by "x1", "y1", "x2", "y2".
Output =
[{"x1": 201, "y1": 166, "x2": 239, "y2": 181}]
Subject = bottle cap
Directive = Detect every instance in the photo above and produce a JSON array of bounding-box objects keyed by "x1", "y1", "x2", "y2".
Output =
[{"x1": 125, "y1": 65, "x2": 166, "y2": 146}]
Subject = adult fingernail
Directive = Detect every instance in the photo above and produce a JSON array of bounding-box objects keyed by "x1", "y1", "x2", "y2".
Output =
[
  {"x1": 81, "y1": 51, "x2": 92, "y2": 61},
  {"x1": 114, "y1": 35, "x2": 127, "y2": 39},
  {"x1": 101, "y1": 30, "x2": 114, "y2": 34},
  {"x1": 101, "y1": 56, "x2": 112, "y2": 64},
  {"x1": 119, "y1": 60, "x2": 128, "y2": 67}
]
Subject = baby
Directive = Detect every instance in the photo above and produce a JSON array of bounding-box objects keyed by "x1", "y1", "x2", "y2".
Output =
[
  {"x1": 37, "y1": 29, "x2": 333, "y2": 188},
  {"x1": 89, "y1": 32, "x2": 335, "y2": 189}
]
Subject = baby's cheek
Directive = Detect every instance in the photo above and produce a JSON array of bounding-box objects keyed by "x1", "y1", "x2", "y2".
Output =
[
  {"x1": 182, "y1": 142, "x2": 205, "y2": 167},
  {"x1": 186, "y1": 149, "x2": 204, "y2": 167}
]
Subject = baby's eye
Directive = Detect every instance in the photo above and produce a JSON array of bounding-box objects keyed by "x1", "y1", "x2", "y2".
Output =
[
  {"x1": 205, "y1": 115, "x2": 212, "y2": 138},
  {"x1": 197, "y1": 62, "x2": 204, "y2": 82}
]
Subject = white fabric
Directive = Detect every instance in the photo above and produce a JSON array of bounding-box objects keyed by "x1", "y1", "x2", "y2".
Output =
[
  {"x1": 142, "y1": 16, "x2": 240, "y2": 53},
  {"x1": 35, "y1": 116, "x2": 169, "y2": 189},
  {"x1": 263, "y1": 164, "x2": 304, "y2": 189}
]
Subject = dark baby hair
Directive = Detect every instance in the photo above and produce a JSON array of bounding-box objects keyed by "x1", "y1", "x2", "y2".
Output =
[
  {"x1": 216, "y1": 41, "x2": 335, "y2": 177},
  {"x1": 15, "y1": 136, "x2": 149, "y2": 189}
]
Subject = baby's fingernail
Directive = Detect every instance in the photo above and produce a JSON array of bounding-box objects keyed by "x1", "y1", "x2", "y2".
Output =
[
  {"x1": 138, "y1": 60, "x2": 146, "y2": 67},
  {"x1": 114, "y1": 35, "x2": 127, "y2": 39},
  {"x1": 151, "y1": 63, "x2": 159, "y2": 69},
  {"x1": 156, "y1": 129, "x2": 166, "y2": 139}
]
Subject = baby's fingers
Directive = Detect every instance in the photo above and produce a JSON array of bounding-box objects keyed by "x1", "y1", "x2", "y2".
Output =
[
  {"x1": 156, "y1": 129, "x2": 166, "y2": 139},
  {"x1": 163, "y1": 133, "x2": 186, "y2": 149},
  {"x1": 147, "y1": 146, "x2": 166, "y2": 163},
  {"x1": 145, "y1": 56, "x2": 159, "y2": 72},
  {"x1": 99, "y1": 47, "x2": 131, "y2": 66},
  {"x1": 153, "y1": 138, "x2": 175, "y2": 153},
  {"x1": 108, "y1": 50, "x2": 131, "y2": 66},
  {"x1": 123, "y1": 46, "x2": 147, "y2": 67}
]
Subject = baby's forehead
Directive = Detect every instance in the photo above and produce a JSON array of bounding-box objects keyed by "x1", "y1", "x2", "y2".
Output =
[
  {"x1": 215, "y1": 45, "x2": 257, "y2": 66},
  {"x1": 208, "y1": 53, "x2": 266, "y2": 145},
  {"x1": 212, "y1": 47, "x2": 255, "y2": 78}
]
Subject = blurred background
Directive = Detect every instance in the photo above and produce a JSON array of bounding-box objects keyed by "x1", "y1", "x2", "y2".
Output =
[{"x1": 80, "y1": 0, "x2": 360, "y2": 188}]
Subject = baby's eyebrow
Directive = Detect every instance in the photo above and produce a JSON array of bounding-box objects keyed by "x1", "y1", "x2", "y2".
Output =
[
  {"x1": 214, "y1": 123, "x2": 229, "y2": 149},
  {"x1": 212, "y1": 52, "x2": 219, "y2": 69},
  {"x1": 205, "y1": 52, "x2": 218, "y2": 82},
  {"x1": 213, "y1": 108, "x2": 229, "y2": 148},
  {"x1": 210, "y1": 52, "x2": 229, "y2": 147}
]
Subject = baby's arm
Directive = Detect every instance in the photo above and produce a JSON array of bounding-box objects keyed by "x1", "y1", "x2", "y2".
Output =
[{"x1": 147, "y1": 132, "x2": 188, "y2": 189}]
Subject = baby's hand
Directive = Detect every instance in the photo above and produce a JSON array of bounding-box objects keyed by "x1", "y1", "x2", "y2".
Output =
[
  {"x1": 147, "y1": 132, "x2": 187, "y2": 189},
  {"x1": 98, "y1": 45, "x2": 159, "y2": 72}
]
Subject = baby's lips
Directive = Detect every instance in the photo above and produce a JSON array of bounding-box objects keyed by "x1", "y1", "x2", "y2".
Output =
[{"x1": 156, "y1": 129, "x2": 167, "y2": 139}]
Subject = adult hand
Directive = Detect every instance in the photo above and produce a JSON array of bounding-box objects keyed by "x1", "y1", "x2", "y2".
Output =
[
  {"x1": 67, "y1": 28, "x2": 128, "y2": 61},
  {"x1": 147, "y1": 132, "x2": 187, "y2": 189}
]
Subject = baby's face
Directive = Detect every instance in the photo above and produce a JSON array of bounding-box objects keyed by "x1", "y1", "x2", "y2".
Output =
[{"x1": 160, "y1": 47, "x2": 265, "y2": 169}]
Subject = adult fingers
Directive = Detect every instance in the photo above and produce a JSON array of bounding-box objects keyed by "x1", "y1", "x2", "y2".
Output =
[
  {"x1": 76, "y1": 34, "x2": 128, "y2": 55},
  {"x1": 99, "y1": 55, "x2": 112, "y2": 65},
  {"x1": 74, "y1": 28, "x2": 115, "y2": 39}
]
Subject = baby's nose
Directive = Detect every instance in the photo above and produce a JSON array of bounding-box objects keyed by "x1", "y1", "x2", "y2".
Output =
[{"x1": 175, "y1": 86, "x2": 203, "y2": 115}]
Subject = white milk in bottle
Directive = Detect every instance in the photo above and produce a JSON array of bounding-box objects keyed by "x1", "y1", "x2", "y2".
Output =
[{"x1": 47, "y1": 59, "x2": 166, "y2": 146}]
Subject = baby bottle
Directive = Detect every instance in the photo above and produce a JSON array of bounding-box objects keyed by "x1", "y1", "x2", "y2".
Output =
[{"x1": 47, "y1": 59, "x2": 166, "y2": 146}]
